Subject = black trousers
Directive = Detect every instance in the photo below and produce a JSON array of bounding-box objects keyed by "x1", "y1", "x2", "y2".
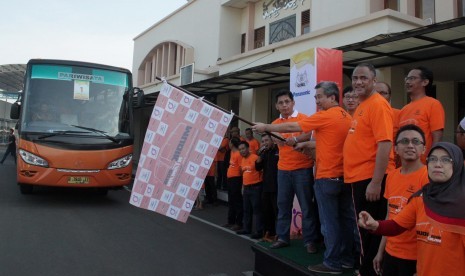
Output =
[
  {"x1": 382, "y1": 251, "x2": 417, "y2": 276},
  {"x1": 204, "y1": 175, "x2": 217, "y2": 204},
  {"x1": 0, "y1": 146, "x2": 16, "y2": 164},
  {"x1": 261, "y1": 191, "x2": 278, "y2": 236},
  {"x1": 351, "y1": 177, "x2": 387, "y2": 276},
  {"x1": 227, "y1": 176, "x2": 243, "y2": 226}
]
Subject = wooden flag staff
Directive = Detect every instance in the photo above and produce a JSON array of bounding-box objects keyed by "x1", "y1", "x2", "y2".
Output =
[{"x1": 154, "y1": 76, "x2": 285, "y2": 141}]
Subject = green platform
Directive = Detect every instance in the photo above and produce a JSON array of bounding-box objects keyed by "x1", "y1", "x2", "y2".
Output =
[{"x1": 253, "y1": 240, "x2": 356, "y2": 276}]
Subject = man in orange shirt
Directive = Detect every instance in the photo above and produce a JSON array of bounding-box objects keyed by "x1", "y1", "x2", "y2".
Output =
[
  {"x1": 342, "y1": 86, "x2": 359, "y2": 117},
  {"x1": 373, "y1": 124, "x2": 429, "y2": 276},
  {"x1": 252, "y1": 90, "x2": 319, "y2": 254},
  {"x1": 399, "y1": 66, "x2": 445, "y2": 162},
  {"x1": 343, "y1": 63, "x2": 394, "y2": 276},
  {"x1": 235, "y1": 141, "x2": 264, "y2": 239},
  {"x1": 254, "y1": 82, "x2": 356, "y2": 274},
  {"x1": 376, "y1": 81, "x2": 400, "y2": 169},
  {"x1": 376, "y1": 82, "x2": 400, "y2": 136},
  {"x1": 223, "y1": 137, "x2": 243, "y2": 230},
  {"x1": 215, "y1": 134, "x2": 229, "y2": 190},
  {"x1": 245, "y1": 128, "x2": 260, "y2": 154}
]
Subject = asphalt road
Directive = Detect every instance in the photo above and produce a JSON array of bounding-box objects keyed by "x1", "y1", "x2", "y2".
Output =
[{"x1": 0, "y1": 158, "x2": 255, "y2": 276}]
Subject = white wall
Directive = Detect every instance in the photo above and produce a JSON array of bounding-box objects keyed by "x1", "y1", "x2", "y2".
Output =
[{"x1": 133, "y1": 0, "x2": 222, "y2": 85}]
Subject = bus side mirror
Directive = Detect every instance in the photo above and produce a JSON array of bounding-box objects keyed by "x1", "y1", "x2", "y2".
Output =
[
  {"x1": 134, "y1": 87, "x2": 145, "y2": 108},
  {"x1": 10, "y1": 102, "x2": 20, "y2": 119}
]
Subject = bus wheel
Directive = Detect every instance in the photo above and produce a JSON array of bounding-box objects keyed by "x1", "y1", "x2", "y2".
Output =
[{"x1": 19, "y1": 183, "x2": 34, "y2": 194}]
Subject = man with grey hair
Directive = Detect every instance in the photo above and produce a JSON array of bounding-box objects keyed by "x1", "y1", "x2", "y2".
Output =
[
  {"x1": 253, "y1": 82, "x2": 357, "y2": 274},
  {"x1": 344, "y1": 63, "x2": 394, "y2": 276}
]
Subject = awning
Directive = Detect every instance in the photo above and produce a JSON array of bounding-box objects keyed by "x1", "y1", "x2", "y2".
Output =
[
  {"x1": 182, "y1": 60, "x2": 290, "y2": 96},
  {"x1": 0, "y1": 64, "x2": 26, "y2": 91},
  {"x1": 338, "y1": 16, "x2": 465, "y2": 69},
  {"x1": 181, "y1": 17, "x2": 465, "y2": 95}
]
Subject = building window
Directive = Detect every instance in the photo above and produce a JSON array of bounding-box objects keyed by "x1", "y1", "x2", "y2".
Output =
[
  {"x1": 384, "y1": 0, "x2": 399, "y2": 11},
  {"x1": 137, "y1": 42, "x2": 191, "y2": 86},
  {"x1": 415, "y1": 0, "x2": 435, "y2": 21},
  {"x1": 269, "y1": 15, "x2": 296, "y2": 44},
  {"x1": 254, "y1": 27, "x2": 265, "y2": 49},
  {"x1": 301, "y1": 10, "x2": 310, "y2": 34},
  {"x1": 241, "y1": 33, "x2": 246, "y2": 53}
]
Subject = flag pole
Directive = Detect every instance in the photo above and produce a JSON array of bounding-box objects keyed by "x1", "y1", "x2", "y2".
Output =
[{"x1": 154, "y1": 77, "x2": 285, "y2": 141}]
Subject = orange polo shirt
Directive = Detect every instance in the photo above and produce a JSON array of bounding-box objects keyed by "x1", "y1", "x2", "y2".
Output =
[
  {"x1": 384, "y1": 166, "x2": 428, "y2": 260},
  {"x1": 343, "y1": 93, "x2": 394, "y2": 183},
  {"x1": 272, "y1": 111, "x2": 314, "y2": 171},
  {"x1": 246, "y1": 138, "x2": 260, "y2": 155},
  {"x1": 297, "y1": 106, "x2": 351, "y2": 179},
  {"x1": 393, "y1": 196, "x2": 465, "y2": 276},
  {"x1": 241, "y1": 153, "x2": 262, "y2": 185},
  {"x1": 227, "y1": 150, "x2": 242, "y2": 178},
  {"x1": 399, "y1": 96, "x2": 445, "y2": 162}
]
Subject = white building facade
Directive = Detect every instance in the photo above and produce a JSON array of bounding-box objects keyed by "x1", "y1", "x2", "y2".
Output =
[{"x1": 132, "y1": 0, "x2": 465, "y2": 157}]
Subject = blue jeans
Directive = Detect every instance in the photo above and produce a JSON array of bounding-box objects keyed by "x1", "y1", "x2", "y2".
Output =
[
  {"x1": 276, "y1": 168, "x2": 318, "y2": 245},
  {"x1": 242, "y1": 183, "x2": 263, "y2": 233},
  {"x1": 314, "y1": 178, "x2": 357, "y2": 269}
]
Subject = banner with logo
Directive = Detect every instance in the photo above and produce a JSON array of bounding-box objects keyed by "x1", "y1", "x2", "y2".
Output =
[
  {"x1": 289, "y1": 48, "x2": 342, "y2": 236},
  {"x1": 130, "y1": 82, "x2": 233, "y2": 223},
  {"x1": 290, "y1": 48, "x2": 343, "y2": 116}
]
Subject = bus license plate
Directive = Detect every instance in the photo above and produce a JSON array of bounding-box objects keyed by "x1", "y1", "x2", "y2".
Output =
[{"x1": 68, "y1": 176, "x2": 90, "y2": 184}]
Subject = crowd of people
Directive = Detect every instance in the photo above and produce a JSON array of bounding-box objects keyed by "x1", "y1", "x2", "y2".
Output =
[
  {"x1": 190, "y1": 62, "x2": 463, "y2": 275},
  {"x1": 238, "y1": 62, "x2": 462, "y2": 276}
]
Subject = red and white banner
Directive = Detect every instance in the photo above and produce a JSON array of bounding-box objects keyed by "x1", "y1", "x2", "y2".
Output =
[{"x1": 130, "y1": 82, "x2": 233, "y2": 222}]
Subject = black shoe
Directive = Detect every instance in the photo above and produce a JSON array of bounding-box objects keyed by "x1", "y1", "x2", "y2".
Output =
[
  {"x1": 235, "y1": 229, "x2": 251, "y2": 235},
  {"x1": 307, "y1": 263, "x2": 342, "y2": 275},
  {"x1": 230, "y1": 224, "x2": 242, "y2": 231},
  {"x1": 306, "y1": 242, "x2": 318, "y2": 254},
  {"x1": 250, "y1": 232, "x2": 263, "y2": 239},
  {"x1": 222, "y1": 223, "x2": 233, "y2": 228},
  {"x1": 269, "y1": 240, "x2": 289, "y2": 249}
]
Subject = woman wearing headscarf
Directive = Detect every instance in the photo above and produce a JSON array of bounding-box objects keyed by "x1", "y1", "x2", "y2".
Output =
[{"x1": 358, "y1": 142, "x2": 465, "y2": 276}]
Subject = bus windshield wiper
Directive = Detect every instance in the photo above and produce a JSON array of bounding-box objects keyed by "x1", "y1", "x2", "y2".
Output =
[
  {"x1": 71, "y1": 125, "x2": 119, "y2": 143},
  {"x1": 38, "y1": 130, "x2": 91, "y2": 140}
]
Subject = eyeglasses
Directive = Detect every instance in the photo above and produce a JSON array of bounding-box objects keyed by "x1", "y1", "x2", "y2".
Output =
[
  {"x1": 396, "y1": 138, "x2": 424, "y2": 146},
  {"x1": 344, "y1": 95, "x2": 358, "y2": 100},
  {"x1": 426, "y1": 156, "x2": 454, "y2": 165},
  {"x1": 404, "y1": 76, "x2": 421, "y2": 82}
]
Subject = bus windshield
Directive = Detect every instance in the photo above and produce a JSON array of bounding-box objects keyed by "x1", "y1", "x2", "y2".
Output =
[{"x1": 21, "y1": 63, "x2": 130, "y2": 137}]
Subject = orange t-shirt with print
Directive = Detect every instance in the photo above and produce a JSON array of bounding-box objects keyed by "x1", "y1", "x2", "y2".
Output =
[
  {"x1": 241, "y1": 153, "x2": 262, "y2": 185},
  {"x1": 384, "y1": 166, "x2": 429, "y2": 260},
  {"x1": 343, "y1": 93, "x2": 394, "y2": 183},
  {"x1": 297, "y1": 106, "x2": 351, "y2": 179},
  {"x1": 393, "y1": 196, "x2": 465, "y2": 276},
  {"x1": 246, "y1": 138, "x2": 260, "y2": 155},
  {"x1": 398, "y1": 96, "x2": 445, "y2": 161},
  {"x1": 227, "y1": 150, "x2": 242, "y2": 178},
  {"x1": 272, "y1": 112, "x2": 314, "y2": 171}
]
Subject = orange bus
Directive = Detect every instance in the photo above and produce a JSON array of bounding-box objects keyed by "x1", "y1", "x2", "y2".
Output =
[{"x1": 11, "y1": 59, "x2": 141, "y2": 194}]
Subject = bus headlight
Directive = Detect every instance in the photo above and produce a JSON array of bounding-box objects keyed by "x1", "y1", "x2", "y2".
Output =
[
  {"x1": 107, "y1": 154, "x2": 132, "y2": 170},
  {"x1": 19, "y1": 149, "x2": 49, "y2": 167}
]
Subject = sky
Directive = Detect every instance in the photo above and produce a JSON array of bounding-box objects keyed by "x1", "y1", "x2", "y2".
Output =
[{"x1": 1, "y1": 0, "x2": 188, "y2": 70}]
